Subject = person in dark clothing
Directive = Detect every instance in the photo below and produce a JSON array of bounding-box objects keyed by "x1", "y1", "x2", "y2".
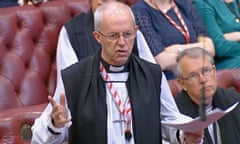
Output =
[
  {"x1": 131, "y1": 0, "x2": 215, "y2": 80},
  {"x1": 174, "y1": 47, "x2": 240, "y2": 144},
  {"x1": 0, "y1": 0, "x2": 19, "y2": 7},
  {"x1": 31, "y1": 1, "x2": 204, "y2": 144},
  {"x1": 63, "y1": 0, "x2": 102, "y2": 61}
]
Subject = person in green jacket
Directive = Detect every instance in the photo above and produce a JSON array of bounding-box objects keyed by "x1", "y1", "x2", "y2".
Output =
[{"x1": 193, "y1": 0, "x2": 240, "y2": 70}]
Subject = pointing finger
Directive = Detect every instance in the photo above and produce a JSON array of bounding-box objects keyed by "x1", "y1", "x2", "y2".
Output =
[
  {"x1": 60, "y1": 93, "x2": 66, "y2": 106},
  {"x1": 48, "y1": 96, "x2": 56, "y2": 107}
]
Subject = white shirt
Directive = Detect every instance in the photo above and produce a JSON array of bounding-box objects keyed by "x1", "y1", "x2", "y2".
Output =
[
  {"x1": 106, "y1": 72, "x2": 134, "y2": 144},
  {"x1": 31, "y1": 26, "x2": 191, "y2": 144}
]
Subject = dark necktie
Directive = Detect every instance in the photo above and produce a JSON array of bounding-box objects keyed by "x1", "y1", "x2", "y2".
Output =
[
  {"x1": 204, "y1": 128, "x2": 214, "y2": 144},
  {"x1": 213, "y1": 122, "x2": 219, "y2": 144},
  {"x1": 204, "y1": 123, "x2": 219, "y2": 144}
]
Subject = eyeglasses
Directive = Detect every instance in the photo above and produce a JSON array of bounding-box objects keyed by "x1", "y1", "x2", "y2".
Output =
[
  {"x1": 97, "y1": 31, "x2": 136, "y2": 41},
  {"x1": 181, "y1": 66, "x2": 215, "y2": 83}
]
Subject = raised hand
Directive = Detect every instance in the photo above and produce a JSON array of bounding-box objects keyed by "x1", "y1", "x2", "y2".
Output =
[{"x1": 49, "y1": 93, "x2": 71, "y2": 128}]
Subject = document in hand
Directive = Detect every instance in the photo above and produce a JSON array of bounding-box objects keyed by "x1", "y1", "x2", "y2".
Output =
[{"x1": 161, "y1": 102, "x2": 238, "y2": 133}]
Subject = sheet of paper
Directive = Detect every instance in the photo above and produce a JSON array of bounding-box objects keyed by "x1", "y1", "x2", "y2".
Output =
[{"x1": 161, "y1": 102, "x2": 238, "y2": 133}]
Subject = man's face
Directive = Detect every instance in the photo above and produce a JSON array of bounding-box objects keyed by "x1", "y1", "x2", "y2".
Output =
[
  {"x1": 93, "y1": 8, "x2": 137, "y2": 66},
  {"x1": 178, "y1": 56, "x2": 218, "y2": 106}
]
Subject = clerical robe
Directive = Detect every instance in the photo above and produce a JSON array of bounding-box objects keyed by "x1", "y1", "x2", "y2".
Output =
[
  {"x1": 62, "y1": 50, "x2": 162, "y2": 144},
  {"x1": 175, "y1": 87, "x2": 240, "y2": 144}
]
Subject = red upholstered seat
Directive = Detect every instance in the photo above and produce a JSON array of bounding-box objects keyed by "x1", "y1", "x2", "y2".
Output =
[
  {"x1": 0, "y1": 0, "x2": 240, "y2": 143},
  {"x1": 217, "y1": 69, "x2": 240, "y2": 92},
  {"x1": 0, "y1": 0, "x2": 89, "y2": 111},
  {"x1": 0, "y1": 0, "x2": 89, "y2": 143}
]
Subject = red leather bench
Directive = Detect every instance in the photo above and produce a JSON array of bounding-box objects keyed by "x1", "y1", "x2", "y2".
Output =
[
  {"x1": 0, "y1": 0, "x2": 240, "y2": 143},
  {"x1": 0, "y1": 0, "x2": 89, "y2": 143}
]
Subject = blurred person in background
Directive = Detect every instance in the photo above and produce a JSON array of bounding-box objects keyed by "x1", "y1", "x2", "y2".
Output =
[
  {"x1": 193, "y1": 0, "x2": 240, "y2": 70},
  {"x1": 131, "y1": 0, "x2": 215, "y2": 80},
  {"x1": 0, "y1": 0, "x2": 18, "y2": 7}
]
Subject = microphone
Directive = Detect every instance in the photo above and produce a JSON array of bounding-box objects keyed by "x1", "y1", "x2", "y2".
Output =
[{"x1": 199, "y1": 83, "x2": 206, "y2": 121}]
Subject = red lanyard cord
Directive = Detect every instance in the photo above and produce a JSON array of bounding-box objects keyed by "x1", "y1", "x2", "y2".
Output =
[
  {"x1": 100, "y1": 63, "x2": 132, "y2": 141},
  {"x1": 153, "y1": 0, "x2": 190, "y2": 43}
]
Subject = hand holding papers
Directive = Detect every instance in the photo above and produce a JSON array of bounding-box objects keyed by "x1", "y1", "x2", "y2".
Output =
[{"x1": 161, "y1": 102, "x2": 238, "y2": 133}]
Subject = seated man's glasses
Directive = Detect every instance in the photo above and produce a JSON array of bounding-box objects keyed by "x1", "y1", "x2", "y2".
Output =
[
  {"x1": 97, "y1": 31, "x2": 136, "y2": 41},
  {"x1": 181, "y1": 66, "x2": 215, "y2": 83}
]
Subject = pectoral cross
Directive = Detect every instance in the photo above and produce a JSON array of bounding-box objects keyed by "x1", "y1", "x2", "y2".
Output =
[
  {"x1": 113, "y1": 118, "x2": 132, "y2": 142},
  {"x1": 112, "y1": 118, "x2": 126, "y2": 136}
]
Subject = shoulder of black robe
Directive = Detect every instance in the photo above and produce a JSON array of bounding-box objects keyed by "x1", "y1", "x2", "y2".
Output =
[
  {"x1": 175, "y1": 89, "x2": 219, "y2": 144},
  {"x1": 127, "y1": 54, "x2": 162, "y2": 144},
  {"x1": 64, "y1": 10, "x2": 101, "y2": 61},
  {"x1": 61, "y1": 50, "x2": 106, "y2": 144},
  {"x1": 175, "y1": 90, "x2": 200, "y2": 118},
  {"x1": 61, "y1": 50, "x2": 163, "y2": 144},
  {"x1": 175, "y1": 87, "x2": 240, "y2": 144},
  {"x1": 213, "y1": 87, "x2": 240, "y2": 144}
]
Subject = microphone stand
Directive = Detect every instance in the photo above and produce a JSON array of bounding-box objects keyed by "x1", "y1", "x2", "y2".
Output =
[{"x1": 199, "y1": 83, "x2": 206, "y2": 121}]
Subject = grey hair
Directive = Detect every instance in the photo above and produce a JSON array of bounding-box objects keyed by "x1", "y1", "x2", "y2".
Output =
[
  {"x1": 174, "y1": 47, "x2": 215, "y2": 78},
  {"x1": 94, "y1": 1, "x2": 136, "y2": 31}
]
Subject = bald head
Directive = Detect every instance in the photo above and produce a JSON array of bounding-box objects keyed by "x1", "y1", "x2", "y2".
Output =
[
  {"x1": 92, "y1": 1, "x2": 137, "y2": 66},
  {"x1": 94, "y1": 1, "x2": 136, "y2": 31}
]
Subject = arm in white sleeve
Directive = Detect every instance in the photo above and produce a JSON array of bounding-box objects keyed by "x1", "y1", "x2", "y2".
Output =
[
  {"x1": 136, "y1": 30, "x2": 181, "y2": 118},
  {"x1": 160, "y1": 74, "x2": 192, "y2": 144},
  {"x1": 160, "y1": 74, "x2": 181, "y2": 144},
  {"x1": 136, "y1": 30, "x2": 180, "y2": 117},
  {"x1": 31, "y1": 26, "x2": 78, "y2": 144},
  {"x1": 136, "y1": 30, "x2": 191, "y2": 143},
  {"x1": 136, "y1": 30, "x2": 156, "y2": 64}
]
